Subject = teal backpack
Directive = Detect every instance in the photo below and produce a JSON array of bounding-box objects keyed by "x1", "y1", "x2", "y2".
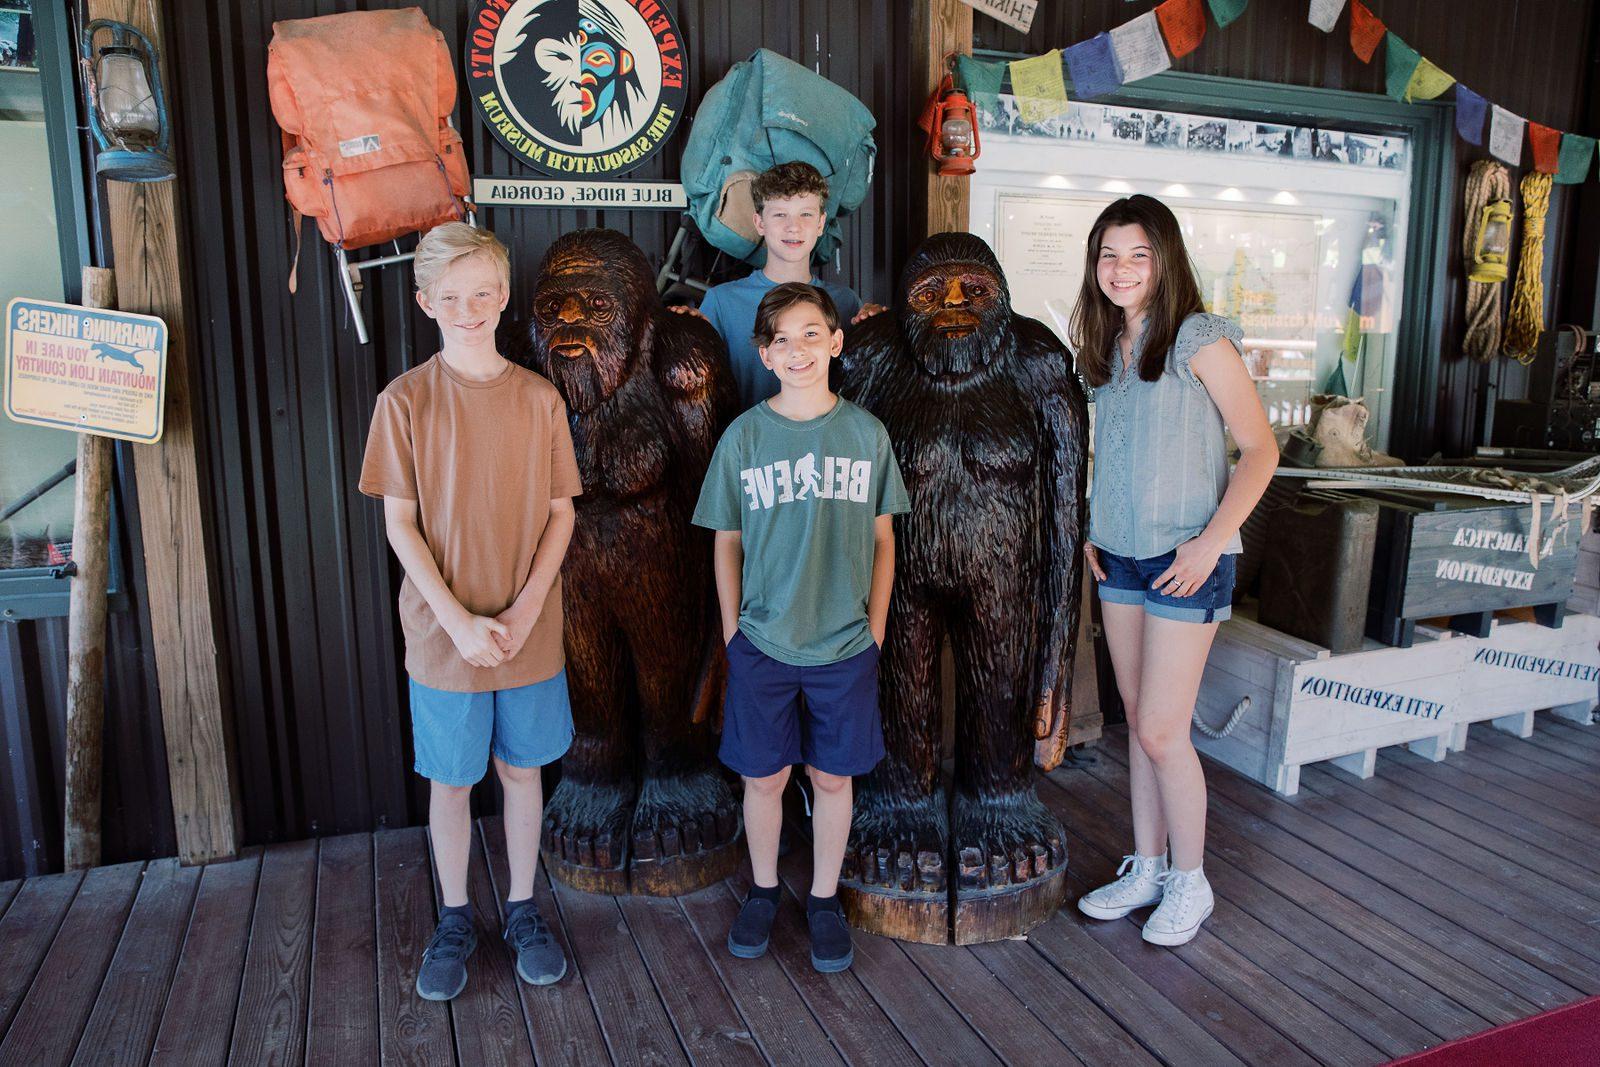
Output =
[{"x1": 680, "y1": 49, "x2": 877, "y2": 267}]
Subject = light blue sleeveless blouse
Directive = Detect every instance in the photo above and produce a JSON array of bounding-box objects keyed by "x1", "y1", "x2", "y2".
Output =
[{"x1": 1088, "y1": 312, "x2": 1245, "y2": 560}]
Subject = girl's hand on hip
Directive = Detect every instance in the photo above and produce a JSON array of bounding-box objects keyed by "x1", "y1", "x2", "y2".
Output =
[
  {"x1": 1151, "y1": 537, "x2": 1222, "y2": 599},
  {"x1": 1083, "y1": 542, "x2": 1107, "y2": 582}
]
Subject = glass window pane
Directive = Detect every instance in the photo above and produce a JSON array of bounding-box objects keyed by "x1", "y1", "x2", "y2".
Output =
[
  {"x1": 971, "y1": 96, "x2": 1411, "y2": 450},
  {"x1": 2, "y1": 5, "x2": 76, "y2": 572}
]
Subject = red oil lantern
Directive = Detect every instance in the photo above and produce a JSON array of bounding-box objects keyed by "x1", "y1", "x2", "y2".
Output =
[{"x1": 920, "y1": 74, "x2": 982, "y2": 177}]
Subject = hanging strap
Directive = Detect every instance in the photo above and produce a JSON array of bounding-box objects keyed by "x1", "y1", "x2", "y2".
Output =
[{"x1": 283, "y1": 129, "x2": 304, "y2": 293}]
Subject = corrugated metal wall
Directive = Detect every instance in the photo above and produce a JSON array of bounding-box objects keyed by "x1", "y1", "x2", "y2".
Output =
[
  {"x1": 6, "y1": 0, "x2": 1598, "y2": 877},
  {"x1": 0, "y1": 456, "x2": 175, "y2": 878},
  {"x1": 160, "y1": 0, "x2": 918, "y2": 849}
]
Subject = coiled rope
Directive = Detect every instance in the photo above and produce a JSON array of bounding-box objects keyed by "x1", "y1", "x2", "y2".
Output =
[
  {"x1": 1462, "y1": 160, "x2": 1512, "y2": 363},
  {"x1": 1505, "y1": 171, "x2": 1554, "y2": 364}
]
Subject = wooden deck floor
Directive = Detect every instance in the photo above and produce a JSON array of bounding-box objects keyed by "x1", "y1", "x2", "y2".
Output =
[{"x1": 3, "y1": 715, "x2": 1599, "y2": 1066}]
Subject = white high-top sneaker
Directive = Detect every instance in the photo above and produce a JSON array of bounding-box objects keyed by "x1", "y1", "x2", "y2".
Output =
[
  {"x1": 1141, "y1": 865, "x2": 1214, "y2": 946},
  {"x1": 1077, "y1": 853, "x2": 1168, "y2": 920}
]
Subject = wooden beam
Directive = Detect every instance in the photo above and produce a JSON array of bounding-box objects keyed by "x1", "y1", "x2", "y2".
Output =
[
  {"x1": 64, "y1": 267, "x2": 117, "y2": 871},
  {"x1": 88, "y1": 0, "x2": 239, "y2": 865},
  {"x1": 910, "y1": 0, "x2": 973, "y2": 240}
]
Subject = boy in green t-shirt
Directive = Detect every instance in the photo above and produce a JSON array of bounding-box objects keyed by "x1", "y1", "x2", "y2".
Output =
[{"x1": 692, "y1": 283, "x2": 909, "y2": 973}]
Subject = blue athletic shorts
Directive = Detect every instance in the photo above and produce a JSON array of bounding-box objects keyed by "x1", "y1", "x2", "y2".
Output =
[
  {"x1": 408, "y1": 671, "x2": 574, "y2": 786},
  {"x1": 1094, "y1": 545, "x2": 1236, "y2": 624},
  {"x1": 720, "y1": 631, "x2": 885, "y2": 779}
]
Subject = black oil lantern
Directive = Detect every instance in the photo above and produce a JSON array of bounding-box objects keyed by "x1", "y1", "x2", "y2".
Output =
[{"x1": 81, "y1": 20, "x2": 175, "y2": 183}]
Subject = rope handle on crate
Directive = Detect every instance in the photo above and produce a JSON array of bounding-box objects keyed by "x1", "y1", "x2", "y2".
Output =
[{"x1": 1193, "y1": 696, "x2": 1250, "y2": 740}]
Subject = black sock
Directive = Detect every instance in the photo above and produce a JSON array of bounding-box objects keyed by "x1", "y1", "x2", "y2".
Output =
[
  {"x1": 749, "y1": 882, "x2": 781, "y2": 904},
  {"x1": 440, "y1": 903, "x2": 471, "y2": 922},
  {"x1": 806, "y1": 892, "x2": 840, "y2": 914}
]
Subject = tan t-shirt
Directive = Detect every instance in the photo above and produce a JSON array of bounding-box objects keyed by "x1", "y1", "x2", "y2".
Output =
[{"x1": 359, "y1": 354, "x2": 582, "y2": 692}]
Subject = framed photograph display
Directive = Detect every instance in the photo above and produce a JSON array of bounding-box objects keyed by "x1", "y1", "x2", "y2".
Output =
[
  {"x1": 967, "y1": 68, "x2": 1454, "y2": 459},
  {"x1": 0, "y1": 3, "x2": 34, "y2": 72}
]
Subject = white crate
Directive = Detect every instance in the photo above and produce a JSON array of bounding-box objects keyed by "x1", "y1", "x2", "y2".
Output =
[
  {"x1": 1193, "y1": 613, "x2": 1461, "y2": 796},
  {"x1": 1443, "y1": 608, "x2": 1600, "y2": 743}
]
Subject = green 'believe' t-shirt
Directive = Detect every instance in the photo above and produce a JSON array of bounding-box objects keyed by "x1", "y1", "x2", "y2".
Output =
[{"x1": 692, "y1": 398, "x2": 910, "y2": 666}]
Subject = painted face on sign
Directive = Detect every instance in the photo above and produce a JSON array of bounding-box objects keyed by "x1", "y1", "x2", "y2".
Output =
[{"x1": 511, "y1": 0, "x2": 642, "y2": 145}]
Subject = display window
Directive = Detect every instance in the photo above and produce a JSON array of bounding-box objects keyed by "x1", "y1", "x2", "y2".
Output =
[
  {"x1": 972, "y1": 94, "x2": 1411, "y2": 448},
  {"x1": 953, "y1": 68, "x2": 1459, "y2": 460},
  {"x1": 0, "y1": 1, "x2": 100, "y2": 618}
]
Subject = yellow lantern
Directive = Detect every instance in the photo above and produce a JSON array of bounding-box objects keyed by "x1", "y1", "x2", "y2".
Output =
[{"x1": 1469, "y1": 198, "x2": 1513, "y2": 284}]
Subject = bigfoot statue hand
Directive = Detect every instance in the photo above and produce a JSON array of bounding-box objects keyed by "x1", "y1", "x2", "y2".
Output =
[
  {"x1": 837, "y1": 233, "x2": 1089, "y2": 943},
  {"x1": 528, "y1": 228, "x2": 742, "y2": 895}
]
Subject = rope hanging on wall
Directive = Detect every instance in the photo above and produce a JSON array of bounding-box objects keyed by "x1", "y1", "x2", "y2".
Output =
[
  {"x1": 1504, "y1": 171, "x2": 1554, "y2": 365},
  {"x1": 1462, "y1": 160, "x2": 1512, "y2": 363}
]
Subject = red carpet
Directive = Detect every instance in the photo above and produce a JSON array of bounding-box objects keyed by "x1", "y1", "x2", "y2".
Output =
[{"x1": 1388, "y1": 996, "x2": 1600, "y2": 1065}]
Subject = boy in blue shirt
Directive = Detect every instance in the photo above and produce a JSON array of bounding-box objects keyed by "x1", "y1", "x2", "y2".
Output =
[
  {"x1": 678, "y1": 161, "x2": 883, "y2": 408},
  {"x1": 692, "y1": 283, "x2": 908, "y2": 972}
]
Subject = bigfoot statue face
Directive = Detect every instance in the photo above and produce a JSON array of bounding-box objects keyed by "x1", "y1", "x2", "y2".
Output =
[
  {"x1": 531, "y1": 229, "x2": 655, "y2": 413},
  {"x1": 898, "y1": 233, "x2": 1014, "y2": 380}
]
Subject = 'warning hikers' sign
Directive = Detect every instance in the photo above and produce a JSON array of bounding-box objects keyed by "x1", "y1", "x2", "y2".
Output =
[{"x1": 4, "y1": 298, "x2": 169, "y2": 443}]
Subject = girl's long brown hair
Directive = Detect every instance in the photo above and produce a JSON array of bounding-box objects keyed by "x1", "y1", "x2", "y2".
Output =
[{"x1": 1069, "y1": 195, "x2": 1206, "y2": 387}]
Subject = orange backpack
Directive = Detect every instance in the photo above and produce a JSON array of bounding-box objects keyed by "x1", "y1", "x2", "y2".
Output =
[{"x1": 267, "y1": 8, "x2": 471, "y2": 280}]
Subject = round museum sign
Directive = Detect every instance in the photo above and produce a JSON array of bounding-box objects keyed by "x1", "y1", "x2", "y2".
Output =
[{"x1": 465, "y1": 0, "x2": 688, "y2": 177}]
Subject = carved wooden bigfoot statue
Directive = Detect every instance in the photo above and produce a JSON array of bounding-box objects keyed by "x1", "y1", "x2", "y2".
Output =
[
  {"x1": 836, "y1": 232, "x2": 1089, "y2": 943},
  {"x1": 528, "y1": 229, "x2": 742, "y2": 895}
]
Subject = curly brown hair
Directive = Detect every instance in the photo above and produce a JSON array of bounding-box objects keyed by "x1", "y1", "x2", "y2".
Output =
[{"x1": 750, "y1": 161, "x2": 830, "y2": 213}]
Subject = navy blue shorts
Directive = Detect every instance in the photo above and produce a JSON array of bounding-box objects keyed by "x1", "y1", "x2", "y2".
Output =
[
  {"x1": 719, "y1": 631, "x2": 886, "y2": 779},
  {"x1": 1095, "y1": 545, "x2": 1236, "y2": 624}
]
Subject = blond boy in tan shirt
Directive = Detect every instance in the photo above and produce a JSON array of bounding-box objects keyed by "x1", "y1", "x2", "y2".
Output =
[{"x1": 360, "y1": 224, "x2": 580, "y2": 1000}]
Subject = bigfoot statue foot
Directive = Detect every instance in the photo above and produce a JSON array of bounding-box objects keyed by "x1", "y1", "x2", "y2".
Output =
[
  {"x1": 627, "y1": 768, "x2": 743, "y2": 895},
  {"x1": 837, "y1": 787, "x2": 949, "y2": 945},
  {"x1": 542, "y1": 777, "x2": 634, "y2": 895},
  {"x1": 950, "y1": 789, "x2": 1069, "y2": 944}
]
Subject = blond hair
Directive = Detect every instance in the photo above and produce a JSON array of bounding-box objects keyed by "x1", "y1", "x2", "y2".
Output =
[{"x1": 413, "y1": 223, "x2": 510, "y2": 296}]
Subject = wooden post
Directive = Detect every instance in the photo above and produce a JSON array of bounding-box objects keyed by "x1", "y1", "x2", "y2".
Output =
[
  {"x1": 63, "y1": 267, "x2": 117, "y2": 870},
  {"x1": 910, "y1": 0, "x2": 973, "y2": 240},
  {"x1": 88, "y1": 0, "x2": 239, "y2": 865}
]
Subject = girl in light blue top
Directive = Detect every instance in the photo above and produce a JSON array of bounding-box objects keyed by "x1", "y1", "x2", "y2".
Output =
[{"x1": 1070, "y1": 195, "x2": 1277, "y2": 947}]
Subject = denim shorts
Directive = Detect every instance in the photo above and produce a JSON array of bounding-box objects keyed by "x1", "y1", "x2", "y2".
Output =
[
  {"x1": 409, "y1": 671, "x2": 574, "y2": 786},
  {"x1": 720, "y1": 631, "x2": 885, "y2": 779},
  {"x1": 1094, "y1": 545, "x2": 1236, "y2": 624}
]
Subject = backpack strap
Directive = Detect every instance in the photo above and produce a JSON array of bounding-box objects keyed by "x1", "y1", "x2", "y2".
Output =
[{"x1": 283, "y1": 129, "x2": 304, "y2": 293}]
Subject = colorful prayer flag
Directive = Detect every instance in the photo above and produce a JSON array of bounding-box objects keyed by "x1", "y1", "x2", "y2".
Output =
[
  {"x1": 1110, "y1": 12, "x2": 1172, "y2": 84},
  {"x1": 956, "y1": 54, "x2": 1005, "y2": 110},
  {"x1": 1350, "y1": 0, "x2": 1386, "y2": 63},
  {"x1": 1528, "y1": 121, "x2": 1561, "y2": 175},
  {"x1": 1207, "y1": 0, "x2": 1249, "y2": 28},
  {"x1": 1064, "y1": 33, "x2": 1124, "y2": 100},
  {"x1": 1308, "y1": 0, "x2": 1346, "y2": 32},
  {"x1": 1455, "y1": 84, "x2": 1488, "y2": 145},
  {"x1": 1009, "y1": 50, "x2": 1069, "y2": 124},
  {"x1": 1382, "y1": 34, "x2": 1422, "y2": 101},
  {"x1": 1342, "y1": 264, "x2": 1365, "y2": 365},
  {"x1": 1555, "y1": 133, "x2": 1596, "y2": 185},
  {"x1": 1384, "y1": 34, "x2": 1454, "y2": 103},
  {"x1": 1156, "y1": 0, "x2": 1206, "y2": 58},
  {"x1": 1321, "y1": 359, "x2": 1350, "y2": 397},
  {"x1": 1489, "y1": 105, "x2": 1525, "y2": 166},
  {"x1": 1405, "y1": 58, "x2": 1455, "y2": 101}
]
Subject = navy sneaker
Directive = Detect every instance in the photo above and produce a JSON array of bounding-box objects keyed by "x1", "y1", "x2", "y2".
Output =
[
  {"x1": 807, "y1": 896, "x2": 853, "y2": 973},
  {"x1": 727, "y1": 890, "x2": 779, "y2": 959},
  {"x1": 416, "y1": 912, "x2": 476, "y2": 1001},
  {"x1": 504, "y1": 900, "x2": 567, "y2": 985}
]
